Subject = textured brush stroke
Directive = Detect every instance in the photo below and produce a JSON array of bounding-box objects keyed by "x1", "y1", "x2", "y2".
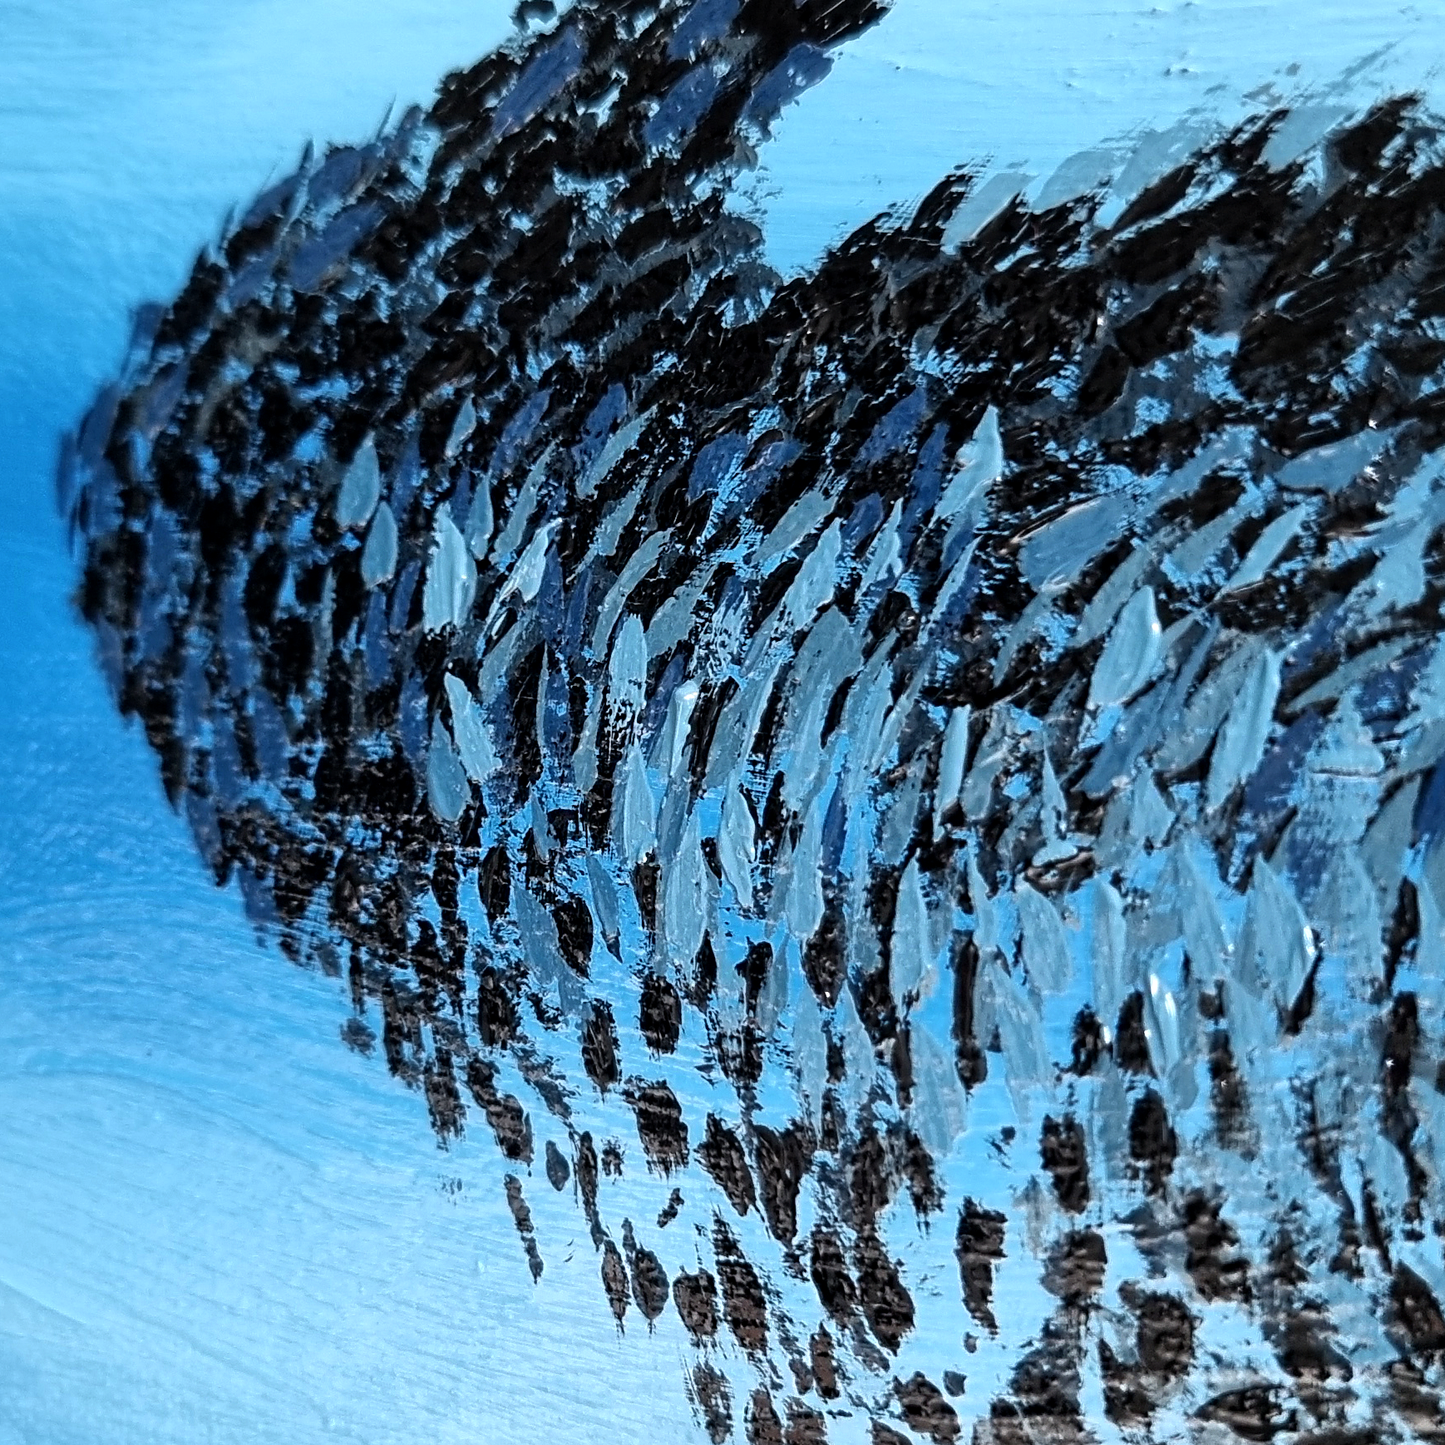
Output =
[{"x1": 61, "y1": 0, "x2": 1445, "y2": 1439}]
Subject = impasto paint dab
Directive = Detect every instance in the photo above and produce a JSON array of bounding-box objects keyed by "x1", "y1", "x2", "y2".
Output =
[{"x1": 61, "y1": 0, "x2": 1445, "y2": 1438}]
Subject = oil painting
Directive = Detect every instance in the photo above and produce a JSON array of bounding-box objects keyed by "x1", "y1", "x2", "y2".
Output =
[{"x1": 7, "y1": 2, "x2": 1445, "y2": 1441}]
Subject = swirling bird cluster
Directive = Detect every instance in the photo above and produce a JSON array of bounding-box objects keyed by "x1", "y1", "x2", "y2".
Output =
[{"x1": 63, "y1": 0, "x2": 1445, "y2": 1439}]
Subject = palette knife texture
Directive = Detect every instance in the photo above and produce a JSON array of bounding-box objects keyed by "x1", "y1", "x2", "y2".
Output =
[{"x1": 62, "y1": 1, "x2": 1445, "y2": 1439}]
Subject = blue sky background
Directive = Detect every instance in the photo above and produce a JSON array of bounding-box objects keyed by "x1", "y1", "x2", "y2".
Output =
[{"x1": 3, "y1": 1, "x2": 1445, "y2": 1439}]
